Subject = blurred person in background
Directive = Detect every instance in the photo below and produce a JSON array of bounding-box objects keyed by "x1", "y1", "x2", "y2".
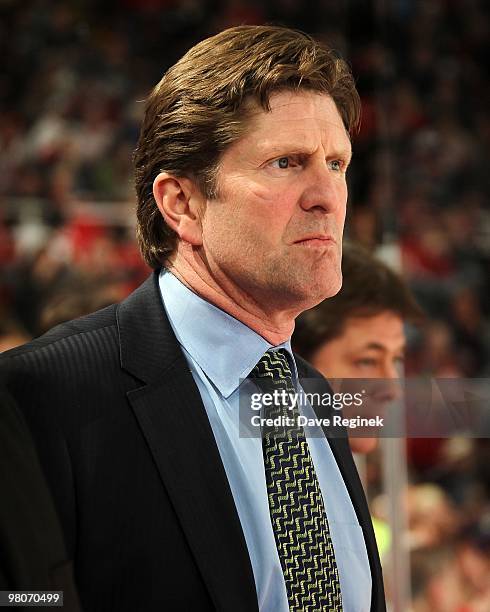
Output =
[
  {"x1": 408, "y1": 513, "x2": 490, "y2": 611},
  {"x1": 37, "y1": 276, "x2": 127, "y2": 334},
  {"x1": 410, "y1": 545, "x2": 466, "y2": 612},
  {"x1": 294, "y1": 242, "x2": 423, "y2": 454},
  {"x1": 456, "y1": 513, "x2": 490, "y2": 610},
  {"x1": 0, "y1": 317, "x2": 30, "y2": 353},
  {"x1": 405, "y1": 484, "x2": 460, "y2": 550}
]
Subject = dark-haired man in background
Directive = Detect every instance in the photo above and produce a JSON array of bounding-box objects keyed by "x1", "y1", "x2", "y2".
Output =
[{"x1": 2, "y1": 26, "x2": 385, "y2": 611}]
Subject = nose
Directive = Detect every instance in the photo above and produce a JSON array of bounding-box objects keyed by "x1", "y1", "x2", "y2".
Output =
[
  {"x1": 378, "y1": 361, "x2": 403, "y2": 402},
  {"x1": 299, "y1": 161, "x2": 346, "y2": 214},
  {"x1": 381, "y1": 360, "x2": 400, "y2": 380}
]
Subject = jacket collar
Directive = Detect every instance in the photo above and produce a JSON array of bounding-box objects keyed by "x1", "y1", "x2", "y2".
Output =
[{"x1": 117, "y1": 271, "x2": 184, "y2": 384}]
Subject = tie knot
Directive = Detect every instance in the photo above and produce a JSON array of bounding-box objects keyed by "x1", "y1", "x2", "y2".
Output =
[{"x1": 250, "y1": 349, "x2": 293, "y2": 383}]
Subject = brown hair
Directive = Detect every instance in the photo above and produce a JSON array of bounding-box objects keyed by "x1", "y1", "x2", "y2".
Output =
[
  {"x1": 293, "y1": 243, "x2": 424, "y2": 360},
  {"x1": 133, "y1": 25, "x2": 361, "y2": 268}
]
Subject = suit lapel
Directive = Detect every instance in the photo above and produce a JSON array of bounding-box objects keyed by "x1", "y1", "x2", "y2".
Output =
[{"x1": 117, "y1": 272, "x2": 258, "y2": 612}]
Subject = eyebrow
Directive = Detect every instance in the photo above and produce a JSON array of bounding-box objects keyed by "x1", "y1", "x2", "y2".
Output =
[
  {"x1": 362, "y1": 343, "x2": 385, "y2": 352},
  {"x1": 256, "y1": 142, "x2": 314, "y2": 156},
  {"x1": 361, "y1": 342, "x2": 406, "y2": 352},
  {"x1": 258, "y1": 144, "x2": 353, "y2": 162},
  {"x1": 339, "y1": 148, "x2": 353, "y2": 165}
]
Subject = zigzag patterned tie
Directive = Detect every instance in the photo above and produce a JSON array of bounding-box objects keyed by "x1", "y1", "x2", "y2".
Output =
[{"x1": 251, "y1": 349, "x2": 343, "y2": 611}]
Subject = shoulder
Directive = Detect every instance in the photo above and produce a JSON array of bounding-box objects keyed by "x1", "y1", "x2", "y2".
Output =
[
  {"x1": 0, "y1": 305, "x2": 123, "y2": 415},
  {"x1": 1, "y1": 304, "x2": 119, "y2": 371}
]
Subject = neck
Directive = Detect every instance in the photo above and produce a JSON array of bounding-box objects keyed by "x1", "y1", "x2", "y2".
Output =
[{"x1": 166, "y1": 246, "x2": 297, "y2": 345}]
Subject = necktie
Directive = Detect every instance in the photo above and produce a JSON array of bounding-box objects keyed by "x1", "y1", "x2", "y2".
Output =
[{"x1": 250, "y1": 349, "x2": 343, "y2": 611}]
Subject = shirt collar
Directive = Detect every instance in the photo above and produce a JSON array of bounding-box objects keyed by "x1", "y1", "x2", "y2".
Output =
[{"x1": 159, "y1": 269, "x2": 296, "y2": 398}]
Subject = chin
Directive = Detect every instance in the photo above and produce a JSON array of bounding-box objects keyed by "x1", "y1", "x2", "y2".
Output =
[
  {"x1": 305, "y1": 272, "x2": 343, "y2": 307},
  {"x1": 326, "y1": 275, "x2": 343, "y2": 298},
  {"x1": 267, "y1": 263, "x2": 341, "y2": 310}
]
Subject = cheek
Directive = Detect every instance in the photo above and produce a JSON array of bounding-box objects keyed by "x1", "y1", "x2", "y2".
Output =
[
  {"x1": 241, "y1": 187, "x2": 297, "y2": 242},
  {"x1": 336, "y1": 184, "x2": 348, "y2": 223},
  {"x1": 247, "y1": 183, "x2": 297, "y2": 220},
  {"x1": 311, "y1": 342, "x2": 351, "y2": 380},
  {"x1": 340, "y1": 363, "x2": 365, "y2": 379},
  {"x1": 203, "y1": 206, "x2": 269, "y2": 263},
  {"x1": 201, "y1": 205, "x2": 243, "y2": 263}
]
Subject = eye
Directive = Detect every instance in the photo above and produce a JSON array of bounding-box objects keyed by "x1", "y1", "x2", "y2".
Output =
[
  {"x1": 271, "y1": 156, "x2": 292, "y2": 169},
  {"x1": 354, "y1": 358, "x2": 378, "y2": 368},
  {"x1": 329, "y1": 159, "x2": 343, "y2": 172}
]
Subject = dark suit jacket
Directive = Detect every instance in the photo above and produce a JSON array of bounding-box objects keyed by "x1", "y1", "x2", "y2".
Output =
[
  {"x1": 0, "y1": 390, "x2": 81, "y2": 611},
  {"x1": 1, "y1": 271, "x2": 385, "y2": 611}
]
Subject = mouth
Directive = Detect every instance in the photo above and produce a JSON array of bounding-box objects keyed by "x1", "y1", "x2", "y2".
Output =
[{"x1": 293, "y1": 234, "x2": 336, "y2": 247}]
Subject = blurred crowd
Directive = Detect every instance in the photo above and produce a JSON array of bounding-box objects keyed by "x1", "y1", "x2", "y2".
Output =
[{"x1": 1, "y1": 0, "x2": 489, "y2": 609}]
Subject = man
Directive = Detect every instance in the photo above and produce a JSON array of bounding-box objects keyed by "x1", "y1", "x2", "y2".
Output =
[
  {"x1": 1, "y1": 26, "x2": 384, "y2": 611},
  {"x1": 294, "y1": 243, "x2": 423, "y2": 454}
]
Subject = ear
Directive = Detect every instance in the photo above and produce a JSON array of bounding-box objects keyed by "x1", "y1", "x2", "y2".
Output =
[{"x1": 153, "y1": 172, "x2": 205, "y2": 246}]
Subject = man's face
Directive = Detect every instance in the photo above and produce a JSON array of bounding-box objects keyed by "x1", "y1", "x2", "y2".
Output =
[
  {"x1": 199, "y1": 90, "x2": 352, "y2": 313},
  {"x1": 311, "y1": 310, "x2": 405, "y2": 454},
  {"x1": 311, "y1": 310, "x2": 406, "y2": 380}
]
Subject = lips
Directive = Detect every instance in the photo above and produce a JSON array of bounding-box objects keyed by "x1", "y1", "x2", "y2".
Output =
[{"x1": 294, "y1": 234, "x2": 336, "y2": 245}]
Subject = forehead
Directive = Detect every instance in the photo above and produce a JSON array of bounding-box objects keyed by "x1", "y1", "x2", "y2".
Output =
[
  {"x1": 340, "y1": 311, "x2": 406, "y2": 350},
  {"x1": 239, "y1": 90, "x2": 351, "y2": 153}
]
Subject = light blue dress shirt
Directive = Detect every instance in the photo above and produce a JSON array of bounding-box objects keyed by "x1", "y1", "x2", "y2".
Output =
[{"x1": 159, "y1": 269, "x2": 371, "y2": 612}]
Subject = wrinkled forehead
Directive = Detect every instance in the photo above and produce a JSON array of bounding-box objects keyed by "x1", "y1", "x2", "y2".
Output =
[
  {"x1": 232, "y1": 90, "x2": 352, "y2": 154},
  {"x1": 245, "y1": 89, "x2": 347, "y2": 127},
  {"x1": 341, "y1": 311, "x2": 407, "y2": 351}
]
